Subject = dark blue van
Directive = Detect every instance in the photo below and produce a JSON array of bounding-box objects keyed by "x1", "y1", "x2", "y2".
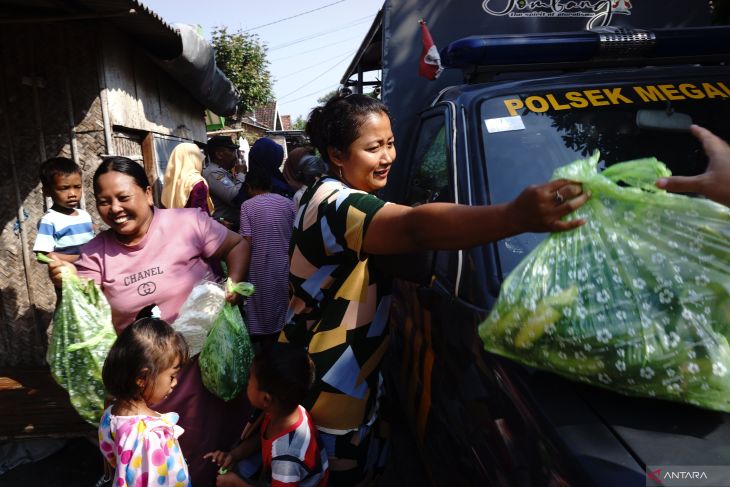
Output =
[{"x1": 380, "y1": 26, "x2": 730, "y2": 486}]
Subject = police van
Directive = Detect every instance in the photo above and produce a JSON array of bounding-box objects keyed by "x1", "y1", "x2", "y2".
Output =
[{"x1": 342, "y1": 1, "x2": 730, "y2": 485}]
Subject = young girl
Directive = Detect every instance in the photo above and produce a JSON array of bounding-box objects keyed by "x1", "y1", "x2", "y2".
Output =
[
  {"x1": 204, "y1": 343, "x2": 329, "y2": 487},
  {"x1": 98, "y1": 313, "x2": 191, "y2": 487}
]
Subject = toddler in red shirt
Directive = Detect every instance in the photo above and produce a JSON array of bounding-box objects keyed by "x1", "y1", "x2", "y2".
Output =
[{"x1": 205, "y1": 343, "x2": 329, "y2": 487}]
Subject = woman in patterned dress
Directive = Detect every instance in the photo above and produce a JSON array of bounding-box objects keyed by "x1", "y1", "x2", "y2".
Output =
[{"x1": 279, "y1": 93, "x2": 590, "y2": 485}]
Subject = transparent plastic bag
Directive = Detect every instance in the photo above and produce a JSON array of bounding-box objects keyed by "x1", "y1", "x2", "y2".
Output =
[
  {"x1": 39, "y1": 254, "x2": 116, "y2": 425},
  {"x1": 173, "y1": 281, "x2": 226, "y2": 356},
  {"x1": 479, "y1": 154, "x2": 730, "y2": 411},
  {"x1": 199, "y1": 280, "x2": 255, "y2": 401}
]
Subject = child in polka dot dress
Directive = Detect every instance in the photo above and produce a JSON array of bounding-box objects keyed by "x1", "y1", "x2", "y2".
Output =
[{"x1": 98, "y1": 313, "x2": 191, "y2": 487}]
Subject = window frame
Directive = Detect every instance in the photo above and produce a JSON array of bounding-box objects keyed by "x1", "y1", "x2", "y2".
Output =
[{"x1": 404, "y1": 103, "x2": 461, "y2": 294}]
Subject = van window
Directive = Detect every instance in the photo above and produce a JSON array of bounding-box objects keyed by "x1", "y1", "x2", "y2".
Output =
[
  {"x1": 407, "y1": 113, "x2": 452, "y2": 206},
  {"x1": 480, "y1": 78, "x2": 730, "y2": 277},
  {"x1": 405, "y1": 109, "x2": 459, "y2": 292}
]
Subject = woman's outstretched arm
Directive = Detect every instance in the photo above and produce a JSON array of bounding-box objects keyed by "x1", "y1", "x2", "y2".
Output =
[{"x1": 364, "y1": 179, "x2": 588, "y2": 255}]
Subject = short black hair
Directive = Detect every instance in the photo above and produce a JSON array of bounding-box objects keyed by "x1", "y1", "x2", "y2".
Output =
[
  {"x1": 102, "y1": 317, "x2": 189, "y2": 403},
  {"x1": 39, "y1": 157, "x2": 81, "y2": 190},
  {"x1": 93, "y1": 157, "x2": 150, "y2": 196},
  {"x1": 245, "y1": 164, "x2": 273, "y2": 192},
  {"x1": 252, "y1": 343, "x2": 314, "y2": 413},
  {"x1": 207, "y1": 135, "x2": 239, "y2": 162}
]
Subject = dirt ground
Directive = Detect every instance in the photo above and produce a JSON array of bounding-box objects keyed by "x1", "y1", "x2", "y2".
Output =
[
  {"x1": 0, "y1": 415, "x2": 426, "y2": 487},
  {"x1": 0, "y1": 438, "x2": 104, "y2": 487}
]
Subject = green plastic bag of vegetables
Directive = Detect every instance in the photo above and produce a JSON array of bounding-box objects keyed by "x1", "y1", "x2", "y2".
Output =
[
  {"x1": 479, "y1": 153, "x2": 730, "y2": 412},
  {"x1": 199, "y1": 279, "x2": 255, "y2": 401},
  {"x1": 38, "y1": 253, "x2": 116, "y2": 425}
]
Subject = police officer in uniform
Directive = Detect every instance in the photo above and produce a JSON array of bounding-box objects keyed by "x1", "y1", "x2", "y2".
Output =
[{"x1": 203, "y1": 135, "x2": 248, "y2": 231}]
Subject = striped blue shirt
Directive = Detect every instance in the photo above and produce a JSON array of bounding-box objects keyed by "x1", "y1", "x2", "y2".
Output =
[{"x1": 33, "y1": 208, "x2": 94, "y2": 254}]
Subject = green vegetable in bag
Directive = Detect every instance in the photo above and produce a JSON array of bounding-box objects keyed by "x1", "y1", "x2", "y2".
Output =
[
  {"x1": 38, "y1": 253, "x2": 116, "y2": 425},
  {"x1": 199, "y1": 279, "x2": 255, "y2": 401},
  {"x1": 479, "y1": 153, "x2": 730, "y2": 412}
]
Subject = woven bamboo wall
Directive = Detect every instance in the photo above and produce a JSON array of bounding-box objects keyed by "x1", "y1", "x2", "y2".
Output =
[
  {"x1": 0, "y1": 20, "x2": 207, "y2": 366},
  {"x1": 0, "y1": 24, "x2": 106, "y2": 366}
]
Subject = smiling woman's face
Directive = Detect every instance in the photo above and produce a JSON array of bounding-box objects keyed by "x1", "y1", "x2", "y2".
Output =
[
  {"x1": 330, "y1": 111, "x2": 396, "y2": 193},
  {"x1": 95, "y1": 171, "x2": 154, "y2": 245}
]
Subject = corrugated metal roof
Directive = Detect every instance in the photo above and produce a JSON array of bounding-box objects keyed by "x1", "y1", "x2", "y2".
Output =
[
  {"x1": 341, "y1": 8, "x2": 383, "y2": 85},
  {"x1": 0, "y1": 0, "x2": 182, "y2": 59},
  {"x1": 1, "y1": 0, "x2": 239, "y2": 114},
  {"x1": 69, "y1": 0, "x2": 182, "y2": 59}
]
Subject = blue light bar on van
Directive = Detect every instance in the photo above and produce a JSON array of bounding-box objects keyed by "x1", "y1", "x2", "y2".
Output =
[{"x1": 441, "y1": 26, "x2": 730, "y2": 70}]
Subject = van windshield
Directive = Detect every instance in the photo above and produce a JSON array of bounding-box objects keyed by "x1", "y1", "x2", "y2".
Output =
[{"x1": 480, "y1": 80, "x2": 730, "y2": 276}]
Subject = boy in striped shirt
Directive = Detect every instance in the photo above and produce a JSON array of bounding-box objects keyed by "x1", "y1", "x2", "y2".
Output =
[
  {"x1": 33, "y1": 157, "x2": 94, "y2": 261},
  {"x1": 205, "y1": 343, "x2": 329, "y2": 487}
]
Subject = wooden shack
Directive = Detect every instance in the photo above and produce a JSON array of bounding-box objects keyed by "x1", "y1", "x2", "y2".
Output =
[{"x1": 0, "y1": 0, "x2": 237, "y2": 439}]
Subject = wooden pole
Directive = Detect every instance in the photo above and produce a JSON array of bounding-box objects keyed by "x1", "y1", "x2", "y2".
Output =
[
  {"x1": 60, "y1": 27, "x2": 84, "y2": 208},
  {"x1": 96, "y1": 27, "x2": 114, "y2": 156}
]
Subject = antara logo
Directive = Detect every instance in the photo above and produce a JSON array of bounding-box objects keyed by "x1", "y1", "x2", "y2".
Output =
[
  {"x1": 647, "y1": 468, "x2": 663, "y2": 483},
  {"x1": 666, "y1": 472, "x2": 709, "y2": 480},
  {"x1": 647, "y1": 468, "x2": 710, "y2": 482},
  {"x1": 481, "y1": 0, "x2": 633, "y2": 28}
]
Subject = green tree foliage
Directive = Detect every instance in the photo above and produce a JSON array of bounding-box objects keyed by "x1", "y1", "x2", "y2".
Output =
[
  {"x1": 292, "y1": 116, "x2": 306, "y2": 130},
  {"x1": 317, "y1": 90, "x2": 339, "y2": 104},
  {"x1": 211, "y1": 27, "x2": 274, "y2": 116}
]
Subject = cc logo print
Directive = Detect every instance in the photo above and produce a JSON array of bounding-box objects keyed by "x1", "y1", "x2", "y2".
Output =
[{"x1": 137, "y1": 282, "x2": 157, "y2": 296}]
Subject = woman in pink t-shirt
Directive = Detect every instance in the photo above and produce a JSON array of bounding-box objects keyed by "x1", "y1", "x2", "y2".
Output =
[{"x1": 48, "y1": 157, "x2": 250, "y2": 487}]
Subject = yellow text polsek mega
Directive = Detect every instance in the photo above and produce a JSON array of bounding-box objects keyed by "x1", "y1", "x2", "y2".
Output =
[{"x1": 503, "y1": 81, "x2": 730, "y2": 116}]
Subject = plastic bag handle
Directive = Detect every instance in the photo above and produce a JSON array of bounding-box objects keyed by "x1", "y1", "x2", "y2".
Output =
[
  {"x1": 601, "y1": 158, "x2": 671, "y2": 192},
  {"x1": 226, "y1": 279, "x2": 255, "y2": 297},
  {"x1": 36, "y1": 252, "x2": 72, "y2": 277},
  {"x1": 552, "y1": 152, "x2": 672, "y2": 194}
]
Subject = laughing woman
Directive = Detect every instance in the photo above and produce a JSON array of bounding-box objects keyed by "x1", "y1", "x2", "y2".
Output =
[
  {"x1": 48, "y1": 157, "x2": 250, "y2": 487},
  {"x1": 281, "y1": 94, "x2": 590, "y2": 485}
]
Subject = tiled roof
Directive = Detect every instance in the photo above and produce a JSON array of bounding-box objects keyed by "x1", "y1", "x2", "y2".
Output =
[
  {"x1": 281, "y1": 115, "x2": 292, "y2": 131},
  {"x1": 255, "y1": 101, "x2": 277, "y2": 130}
]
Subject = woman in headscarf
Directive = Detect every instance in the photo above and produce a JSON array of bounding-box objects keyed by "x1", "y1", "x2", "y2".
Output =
[
  {"x1": 161, "y1": 142, "x2": 214, "y2": 214},
  {"x1": 249, "y1": 137, "x2": 295, "y2": 198}
]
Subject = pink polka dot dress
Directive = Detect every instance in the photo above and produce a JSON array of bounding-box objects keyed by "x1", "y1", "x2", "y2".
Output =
[{"x1": 98, "y1": 406, "x2": 190, "y2": 487}]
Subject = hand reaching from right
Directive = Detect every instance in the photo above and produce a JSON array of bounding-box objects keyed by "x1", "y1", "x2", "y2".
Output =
[{"x1": 656, "y1": 125, "x2": 730, "y2": 208}]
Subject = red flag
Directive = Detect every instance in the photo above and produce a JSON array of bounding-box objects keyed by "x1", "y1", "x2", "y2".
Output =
[{"x1": 419, "y1": 19, "x2": 443, "y2": 80}]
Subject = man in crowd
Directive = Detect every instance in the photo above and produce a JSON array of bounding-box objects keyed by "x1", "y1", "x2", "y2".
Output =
[{"x1": 204, "y1": 135, "x2": 248, "y2": 231}]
